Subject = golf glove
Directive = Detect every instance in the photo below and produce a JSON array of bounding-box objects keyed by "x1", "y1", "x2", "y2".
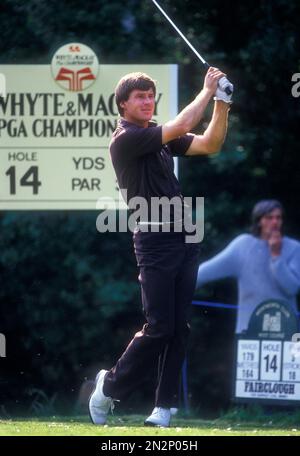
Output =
[{"x1": 214, "y1": 77, "x2": 234, "y2": 104}]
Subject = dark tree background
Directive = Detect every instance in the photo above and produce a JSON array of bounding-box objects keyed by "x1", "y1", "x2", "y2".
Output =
[{"x1": 0, "y1": 0, "x2": 299, "y2": 416}]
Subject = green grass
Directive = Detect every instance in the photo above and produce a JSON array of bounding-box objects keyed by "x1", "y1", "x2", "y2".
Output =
[{"x1": 1, "y1": 411, "x2": 300, "y2": 436}]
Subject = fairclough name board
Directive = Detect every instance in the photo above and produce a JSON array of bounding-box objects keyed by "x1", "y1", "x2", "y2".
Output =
[{"x1": 235, "y1": 339, "x2": 300, "y2": 402}]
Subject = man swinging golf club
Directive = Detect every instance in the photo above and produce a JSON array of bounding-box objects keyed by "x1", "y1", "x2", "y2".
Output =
[{"x1": 88, "y1": 66, "x2": 233, "y2": 427}]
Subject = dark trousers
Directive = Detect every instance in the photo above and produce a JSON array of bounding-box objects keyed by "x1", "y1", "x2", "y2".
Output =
[{"x1": 103, "y1": 230, "x2": 200, "y2": 408}]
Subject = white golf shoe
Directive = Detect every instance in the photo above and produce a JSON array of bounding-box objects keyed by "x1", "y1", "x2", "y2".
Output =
[
  {"x1": 144, "y1": 407, "x2": 171, "y2": 427},
  {"x1": 88, "y1": 369, "x2": 115, "y2": 425}
]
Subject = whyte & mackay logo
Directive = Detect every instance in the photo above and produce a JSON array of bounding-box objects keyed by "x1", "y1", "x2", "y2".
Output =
[{"x1": 51, "y1": 43, "x2": 99, "y2": 92}]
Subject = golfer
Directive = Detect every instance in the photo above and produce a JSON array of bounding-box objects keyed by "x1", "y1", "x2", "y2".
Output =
[{"x1": 89, "y1": 68, "x2": 232, "y2": 427}]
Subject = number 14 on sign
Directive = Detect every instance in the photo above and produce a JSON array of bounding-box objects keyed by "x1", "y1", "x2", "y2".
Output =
[
  {"x1": 260, "y1": 341, "x2": 281, "y2": 381},
  {"x1": 5, "y1": 166, "x2": 42, "y2": 194}
]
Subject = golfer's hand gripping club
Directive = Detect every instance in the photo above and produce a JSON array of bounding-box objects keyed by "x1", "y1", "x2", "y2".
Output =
[
  {"x1": 151, "y1": 1, "x2": 233, "y2": 101},
  {"x1": 214, "y1": 76, "x2": 234, "y2": 103},
  {"x1": 218, "y1": 76, "x2": 234, "y2": 96},
  {"x1": 204, "y1": 62, "x2": 233, "y2": 98}
]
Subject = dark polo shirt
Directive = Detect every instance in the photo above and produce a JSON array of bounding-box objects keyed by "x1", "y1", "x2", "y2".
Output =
[{"x1": 109, "y1": 119, "x2": 193, "y2": 218}]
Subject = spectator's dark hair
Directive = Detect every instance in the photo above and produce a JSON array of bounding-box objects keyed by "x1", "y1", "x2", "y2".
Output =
[
  {"x1": 115, "y1": 72, "x2": 156, "y2": 116},
  {"x1": 251, "y1": 199, "x2": 284, "y2": 237}
]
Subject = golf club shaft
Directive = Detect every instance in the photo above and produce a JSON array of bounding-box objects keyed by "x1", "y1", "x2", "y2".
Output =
[
  {"x1": 151, "y1": 0, "x2": 208, "y2": 67},
  {"x1": 150, "y1": 0, "x2": 233, "y2": 95}
]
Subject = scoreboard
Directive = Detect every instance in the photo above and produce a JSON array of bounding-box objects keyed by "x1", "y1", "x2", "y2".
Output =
[{"x1": 234, "y1": 300, "x2": 300, "y2": 404}]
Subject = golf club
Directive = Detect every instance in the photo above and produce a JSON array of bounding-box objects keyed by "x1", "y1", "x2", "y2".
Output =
[{"x1": 150, "y1": 0, "x2": 233, "y2": 95}]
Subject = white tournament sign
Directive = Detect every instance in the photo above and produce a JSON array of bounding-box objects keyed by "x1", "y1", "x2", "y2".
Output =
[
  {"x1": 0, "y1": 43, "x2": 178, "y2": 210},
  {"x1": 234, "y1": 300, "x2": 300, "y2": 404}
]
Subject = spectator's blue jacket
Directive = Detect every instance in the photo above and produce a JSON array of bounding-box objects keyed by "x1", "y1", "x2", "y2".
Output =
[{"x1": 197, "y1": 234, "x2": 300, "y2": 333}]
